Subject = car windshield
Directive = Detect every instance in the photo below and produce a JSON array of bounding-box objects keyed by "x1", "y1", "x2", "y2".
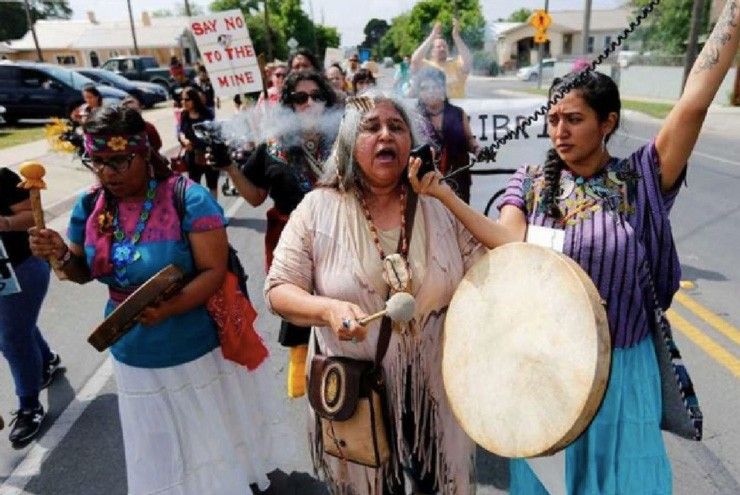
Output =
[
  {"x1": 43, "y1": 65, "x2": 94, "y2": 90},
  {"x1": 89, "y1": 70, "x2": 134, "y2": 87}
]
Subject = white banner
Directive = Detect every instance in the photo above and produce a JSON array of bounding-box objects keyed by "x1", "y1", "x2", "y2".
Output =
[
  {"x1": 451, "y1": 97, "x2": 550, "y2": 146},
  {"x1": 189, "y1": 10, "x2": 263, "y2": 98}
]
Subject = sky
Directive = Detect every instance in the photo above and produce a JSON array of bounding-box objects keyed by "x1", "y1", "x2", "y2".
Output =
[{"x1": 68, "y1": 0, "x2": 624, "y2": 46}]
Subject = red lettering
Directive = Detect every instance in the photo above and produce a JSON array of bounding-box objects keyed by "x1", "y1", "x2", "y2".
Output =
[
  {"x1": 190, "y1": 20, "x2": 218, "y2": 35},
  {"x1": 217, "y1": 75, "x2": 230, "y2": 87},
  {"x1": 224, "y1": 45, "x2": 256, "y2": 61},
  {"x1": 224, "y1": 16, "x2": 244, "y2": 30},
  {"x1": 215, "y1": 71, "x2": 257, "y2": 88}
]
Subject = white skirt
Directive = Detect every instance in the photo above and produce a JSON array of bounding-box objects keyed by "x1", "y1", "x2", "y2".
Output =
[{"x1": 113, "y1": 348, "x2": 275, "y2": 495}]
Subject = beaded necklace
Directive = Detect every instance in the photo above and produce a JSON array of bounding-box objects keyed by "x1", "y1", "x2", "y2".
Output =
[
  {"x1": 356, "y1": 185, "x2": 412, "y2": 294},
  {"x1": 357, "y1": 185, "x2": 408, "y2": 259},
  {"x1": 111, "y1": 179, "x2": 157, "y2": 285}
]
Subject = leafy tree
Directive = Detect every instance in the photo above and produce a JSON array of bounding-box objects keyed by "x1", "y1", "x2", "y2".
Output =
[
  {"x1": 508, "y1": 8, "x2": 532, "y2": 23},
  {"x1": 378, "y1": 0, "x2": 485, "y2": 59},
  {"x1": 0, "y1": 0, "x2": 72, "y2": 42},
  {"x1": 361, "y1": 18, "x2": 390, "y2": 48},
  {"x1": 631, "y1": 0, "x2": 711, "y2": 55}
]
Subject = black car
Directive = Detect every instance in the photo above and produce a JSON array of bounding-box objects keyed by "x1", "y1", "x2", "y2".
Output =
[
  {"x1": 0, "y1": 62, "x2": 127, "y2": 124},
  {"x1": 76, "y1": 68, "x2": 168, "y2": 108}
]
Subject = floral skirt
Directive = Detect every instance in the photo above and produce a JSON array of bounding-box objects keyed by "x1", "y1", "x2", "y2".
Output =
[
  {"x1": 113, "y1": 348, "x2": 275, "y2": 495},
  {"x1": 510, "y1": 335, "x2": 672, "y2": 494}
]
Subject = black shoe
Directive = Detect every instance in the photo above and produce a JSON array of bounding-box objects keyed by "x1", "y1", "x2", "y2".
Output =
[
  {"x1": 8, "y1": 406, "x2": 45, "y2": 445},
  {"x1": 41, "y1": 353, "x2": 62, "y2": 389}
]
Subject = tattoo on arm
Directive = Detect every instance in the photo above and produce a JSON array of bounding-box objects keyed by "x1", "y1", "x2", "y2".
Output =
[{"x1": 692, "y1": 0, "x2": 738, "y2": 74}]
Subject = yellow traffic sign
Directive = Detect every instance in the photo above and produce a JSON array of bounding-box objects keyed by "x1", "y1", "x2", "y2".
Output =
[
  {"x1": 534, "y1": 32, "x2": 549, "y2": 44},
  {"x1": 530, "y1": 10, "x2": 552, "y2": 31}
]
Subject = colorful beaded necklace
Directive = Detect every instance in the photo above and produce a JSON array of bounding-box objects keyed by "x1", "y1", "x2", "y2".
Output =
[{"x1": 111, "y1": 179, "x2": 157, "y2": 285}]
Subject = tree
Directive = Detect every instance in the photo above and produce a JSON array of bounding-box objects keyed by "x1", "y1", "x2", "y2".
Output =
[
  {"x1": 508, "y1": 8, "x2": 532, "y2": 23},
  {"x1": 361, "y1": 18, "x2": 390, "y2": 49},
  {"x1": 631, "y1": 0, "x2": 711, "y2": 55},
  {"x1": 378, "y1": 0, "x2": 485, "y2": 59},
  {"x1": 0, "y1": 0, "x2": 72, "y2": 42}
]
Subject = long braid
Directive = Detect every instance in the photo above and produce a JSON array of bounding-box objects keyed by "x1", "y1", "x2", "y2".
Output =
[{"x1": 542, "y1": 148, "x2": 564, "y2": 218}]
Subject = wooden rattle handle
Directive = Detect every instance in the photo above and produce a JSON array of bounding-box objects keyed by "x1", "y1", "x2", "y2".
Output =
[
  {"x1": 28, "y1": 189, "x2": 46, "y2": 230},
  {"x1": 357, "y1": 310, "x2": 386, "y2": 326}
]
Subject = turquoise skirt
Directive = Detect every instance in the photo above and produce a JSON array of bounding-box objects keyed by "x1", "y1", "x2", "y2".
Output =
[{"x1": 510, "y1": 335, "x2": 672, "y2": 494}]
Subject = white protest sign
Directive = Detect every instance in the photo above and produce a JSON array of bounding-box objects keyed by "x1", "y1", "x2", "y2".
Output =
[
  {"x1": 189, "y1": 10, "x2": 263, "y2": 98},
  {"x1": 324, "y1": 47, "x2": 344, "y2": 69}
]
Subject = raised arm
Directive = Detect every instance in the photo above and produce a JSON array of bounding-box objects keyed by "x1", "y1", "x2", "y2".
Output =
[
  {"x1": 411, "y1": 22, "x2": 442, "y2": 72},
  {"x1": 656, "y1": 0, "x2": 739, "y2": 191},
  {"x1": 452, "y1": 19, "x2": 472, "y2": 74}
]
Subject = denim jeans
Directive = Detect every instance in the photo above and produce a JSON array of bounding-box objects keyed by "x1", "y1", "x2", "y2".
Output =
[{"x1": 0, "y1": 256, "x2": 52, "y2": 407}]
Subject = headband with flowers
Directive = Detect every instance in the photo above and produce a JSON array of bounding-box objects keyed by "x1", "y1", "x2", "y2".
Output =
[{"x1": 83, "y1": 132, "x2": 149, "y2": 155}]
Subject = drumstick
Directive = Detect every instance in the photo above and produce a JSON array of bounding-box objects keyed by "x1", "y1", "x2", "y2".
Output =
[
  {"x1": 357, "y1": 292, "x2": 416, "y2": 326},
  {"x1": 18, "y1": 162, "x2": 65, "y2": 278}
]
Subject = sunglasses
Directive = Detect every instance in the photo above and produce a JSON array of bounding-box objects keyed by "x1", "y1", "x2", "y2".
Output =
[
  {"x1": 273, "y1": 72, "x2": 287, "y2": 78},
  {"x1": 289, "y1": 90, "x2": 326, "y2": 105},
  {"x1": 82, "y1": 153, "x2": 137, "y2": 174}
]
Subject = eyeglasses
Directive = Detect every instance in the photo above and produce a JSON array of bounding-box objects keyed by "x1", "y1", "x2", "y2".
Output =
[
  {"x1": 82, "y1": 153, "x2": 136, "y2": 174},
  {"x1": 273, "y1": 72, "x2": 287, "y2": 78},
  {"x1": 289, "y1": 90, "x2": 326, "y2": 105}
]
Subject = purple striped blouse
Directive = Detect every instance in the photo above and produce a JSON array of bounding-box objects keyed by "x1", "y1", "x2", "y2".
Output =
[{"x1": 499, "y1": 141, "x2": 682, "y2": 348}]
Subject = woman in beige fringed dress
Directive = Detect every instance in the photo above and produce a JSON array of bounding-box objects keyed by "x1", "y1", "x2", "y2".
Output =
[{"x1": 265, "y1": 92, "x2": 485, "y2": 494}]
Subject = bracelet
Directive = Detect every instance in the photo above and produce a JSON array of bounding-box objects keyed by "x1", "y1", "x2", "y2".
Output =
[{"x1": 57, "y1": 247, "x2": 73, "y2": 267}]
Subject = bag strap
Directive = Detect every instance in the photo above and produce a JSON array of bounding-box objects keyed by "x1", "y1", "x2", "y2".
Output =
[{"x1": 374, "y1": 189, "x2": 418, "y2": 368}]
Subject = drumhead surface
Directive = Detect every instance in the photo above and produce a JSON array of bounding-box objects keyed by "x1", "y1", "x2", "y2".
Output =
[{"x1": 443, "y1": 243, "x2": 610, "y2": 458}]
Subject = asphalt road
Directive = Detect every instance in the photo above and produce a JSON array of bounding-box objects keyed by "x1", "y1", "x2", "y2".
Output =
[{"x1": 0, "y1": 76, "x2": 739, "y2": 494}]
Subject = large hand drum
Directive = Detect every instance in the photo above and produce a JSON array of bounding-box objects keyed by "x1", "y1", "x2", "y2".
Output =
[{"x1": 443, "y1": 243, "x2": 611, "y2": 458}]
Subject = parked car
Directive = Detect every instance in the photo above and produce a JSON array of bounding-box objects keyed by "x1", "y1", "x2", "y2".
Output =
[
  {"x1": 76, "y1": 68, "x2": 168, "y2": 108},
  {"x1": 0, "y1": 62, "x2": 127, "y2": 124},
  {"x1": 0, "y1": 105, "x2": 6, "y2": 125},
  {"x1": 100, "y1": 56, "x2": 195, "y2": 90},
  {"x1": 618, "y1": 50, "x2": 640, "y2": 68},
  {"x1": 517, "y1": 58, "x2": 556, "y2": 82}
]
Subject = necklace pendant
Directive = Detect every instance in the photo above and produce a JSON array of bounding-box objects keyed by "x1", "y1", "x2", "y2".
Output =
[{"x1": 382, "y1": 253, "x2": 412, "y2": 294}]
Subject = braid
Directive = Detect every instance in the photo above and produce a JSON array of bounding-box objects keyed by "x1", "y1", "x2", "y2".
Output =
[{"x1": 542, "y1": 148, "x2": 564, "y2": 218}]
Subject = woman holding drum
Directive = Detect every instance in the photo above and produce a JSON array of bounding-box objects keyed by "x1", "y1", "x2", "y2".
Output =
[
  {"x1": 28, "y1": 106, "x2": 274, "y2": 494},
  {"x1": 410, "y1": 4, "x2": 740, "y2": 493},
  {"x1": 265, "y1": 92, "x2": 485, "y2": 494}
]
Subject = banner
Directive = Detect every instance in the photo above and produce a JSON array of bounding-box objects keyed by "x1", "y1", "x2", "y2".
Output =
[
  {"x1": 324, "y1": 47, "x2": 344, "y2": 70},
  {"x1": 189, "y1": 10, "x2": 263, "y2": 98}
]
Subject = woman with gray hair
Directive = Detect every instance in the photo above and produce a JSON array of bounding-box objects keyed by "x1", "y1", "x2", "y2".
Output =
[{"x1": 265, "y1": 92, "x2": 484, "y2": 494}]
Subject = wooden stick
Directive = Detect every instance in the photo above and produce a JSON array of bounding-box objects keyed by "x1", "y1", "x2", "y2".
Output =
[
  {"x1": 18, "y1": 161, "x2": 66, "y2": 279},
  {"x1": 357, "y1": 309, "x2": 387, "y2": 326}
]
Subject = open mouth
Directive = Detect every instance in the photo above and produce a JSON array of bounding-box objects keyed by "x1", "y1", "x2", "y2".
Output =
[{"x1": 375, "y1": 147, "x2": 397, "y2": 161}]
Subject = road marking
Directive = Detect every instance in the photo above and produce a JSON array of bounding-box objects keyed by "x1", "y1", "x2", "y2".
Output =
[
  {"x1": 225, "y1": 197, "x2": 245, "y2": 220},
  {"x1": 667, "y1": 309, "x2": 740, "y2": 378},
  {"x1": 675, "y1": 292, "x2": 740, "y2": 347},
  {"x1": 0, "y1": 358, "x2": 114, "y2": 495},
  {"x1": 617, "y1": 131, "x2": 740, "y2": 167}
]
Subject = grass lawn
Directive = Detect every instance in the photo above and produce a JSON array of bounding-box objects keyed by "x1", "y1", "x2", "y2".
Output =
[
  {"x1": 0, "y1": 125, "x2": 47, "y2": 150},
  {"x1": 519, "y1": 88, "x2": 675, "y2": 119}
]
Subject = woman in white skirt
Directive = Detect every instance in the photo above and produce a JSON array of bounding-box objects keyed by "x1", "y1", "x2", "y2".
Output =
[{"x1": 29, "y1": 105, "x2": 274, "y2": 494}]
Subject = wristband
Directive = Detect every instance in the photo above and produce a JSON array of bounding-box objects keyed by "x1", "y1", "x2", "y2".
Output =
[{"x1": 57, "y1": 247, "x2": 73, "y2": 267}]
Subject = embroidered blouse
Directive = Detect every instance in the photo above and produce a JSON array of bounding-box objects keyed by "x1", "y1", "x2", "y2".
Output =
[{"x1": 499, "y1": 140, "x2": 683, "y2": 348}]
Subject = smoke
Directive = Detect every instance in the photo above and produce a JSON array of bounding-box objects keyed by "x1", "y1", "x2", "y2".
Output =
[{"x1": 212, "y1": 103, "x2": 345, "y2": 151}]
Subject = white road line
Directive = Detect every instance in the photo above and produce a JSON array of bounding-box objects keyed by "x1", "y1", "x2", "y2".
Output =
[
  {"x1": 0, "y1": 196, "x2": 246, "y2": 494},
  {"x1": 617, "y1": 132, "x2": 740, "y2": 167},
  {"x1": 0, "y1": 358, "x2": 114, "y2": 495}
]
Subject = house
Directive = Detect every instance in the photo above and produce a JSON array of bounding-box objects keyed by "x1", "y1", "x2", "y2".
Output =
[
  {"x1": 487, "y1": 8, "x2": 644, "y2": 70},
  {"x1": 5, "y1": 11, "x2": 197, "y2": 68}
]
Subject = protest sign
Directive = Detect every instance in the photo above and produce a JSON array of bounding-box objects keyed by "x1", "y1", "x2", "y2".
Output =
[{"x1": 189, "y1": 10, "x2": 263, "y2": 98}]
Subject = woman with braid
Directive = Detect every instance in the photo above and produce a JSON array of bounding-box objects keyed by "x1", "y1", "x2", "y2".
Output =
[{"x1": 410, "y1": 3, "x2": 739, "y2": 493}]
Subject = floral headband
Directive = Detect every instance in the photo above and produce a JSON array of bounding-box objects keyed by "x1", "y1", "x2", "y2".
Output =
[{"x1": 84, "y1": 132, "x2": 149, "y2": 155}]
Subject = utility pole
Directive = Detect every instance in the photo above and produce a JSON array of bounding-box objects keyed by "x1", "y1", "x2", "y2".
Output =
[
  {"x1": 682, "y1": 0, "x2": 707, "y2": 92},
  {"x1": 307, "y1": 0, "x2": 319, "y2": 60},
  {"x1": 23, "y1": 0, "x2": 43, "y2": 62},
  {"x1": 126, "y1": 0, "x2": 139, "y2": 55},
  {"x1": 182, "y1": 0, "x2": 192, "y2": 17},
  {"x1": 263, "y1": 0, "x2": 273, "y2": 61},
  {"x1": 581, "y1": 0, "x2": 592, "y2": 55}
]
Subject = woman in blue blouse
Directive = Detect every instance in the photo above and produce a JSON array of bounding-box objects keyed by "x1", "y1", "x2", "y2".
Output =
[{"x1": 29, "y1": 106, "x2": 273, "y2": 494}]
